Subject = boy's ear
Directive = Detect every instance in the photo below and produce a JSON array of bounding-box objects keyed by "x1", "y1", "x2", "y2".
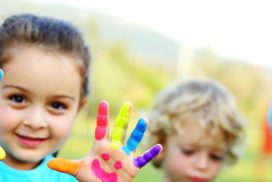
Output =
[
  {"x1": 151, "y1": 145, "x2": 165, "y2": 168},
  {"x1": 78, "y1": 97, "x2": 87, "y2": 112},
  {"x1": 152, "y1": 133, "x2": 167, "y2": 168}
]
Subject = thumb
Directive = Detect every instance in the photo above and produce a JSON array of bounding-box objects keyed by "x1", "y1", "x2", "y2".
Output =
[{"x1": 48, "y1": 158, "x2": 82, "y2": 176}]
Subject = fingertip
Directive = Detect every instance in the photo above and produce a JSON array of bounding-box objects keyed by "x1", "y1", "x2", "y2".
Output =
[
  {"x1": 138, "y1": 118, "x2": 147, "y2": 130},
  {"x1": 142, "y1": 117, "x2": 149, "y2": 125},
  {"x1": 100, "y1": 100, "x2": 109, "y2": 106},
  {"x1": 153, "y1": 144, "x2": 163, "y2": 154},
  {"x1": 47, "y1": 158, "x2": 80, "y2": 175},
  {"x1": 98, "y1": 100, "x2": 109, "y2": 114},
  {"x1": 123, "y1": 101, "x2": 133, "y2": 112},
  {"x1": 47, "y1": 158, "x2": 60, "y2": 169}
]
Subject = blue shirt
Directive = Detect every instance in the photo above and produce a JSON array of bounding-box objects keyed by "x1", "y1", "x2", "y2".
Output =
[{"x1": 0, "y1": 155, "x2": 76, "y2": 182}]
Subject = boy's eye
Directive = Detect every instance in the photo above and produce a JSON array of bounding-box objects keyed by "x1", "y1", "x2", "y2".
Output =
[
  {"x1": 181, "y1": 147, "x2": 195, "y2": 156},
  {"x1": 9, "y1": 95, "x2": 26, "y2": 103},
  {"x1": 50, "y1": 101, "x2": 67, "y2": 110},
  {"x1": 210, "y1": 153, "x2": 224, "y2": 162}
]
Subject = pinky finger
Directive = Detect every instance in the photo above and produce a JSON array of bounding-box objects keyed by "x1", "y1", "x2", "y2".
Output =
[{"x1": 134, "y1": 144, "x2": 162, "y2": 168}]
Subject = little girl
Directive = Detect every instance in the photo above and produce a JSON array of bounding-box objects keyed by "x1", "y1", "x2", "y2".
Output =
[
  {"x1": 0, "y1": 14, "x2": 161, "y2": 182},
  {"x1": 146, "y1": 78, "x2": 246, "y2": 182}
]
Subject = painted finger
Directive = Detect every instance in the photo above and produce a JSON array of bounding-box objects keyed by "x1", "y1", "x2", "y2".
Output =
[
  {"x1": 134, "y1": 144, "x2": 162, "y2": 168},
  {"x1": 47, "y1": 158, "x2": 82, "y2": 176},
  {"x1": 0, "y1": 146, "x2": 5, "y2": 160},
  {"x1": 95, "y1": 100, "x2": 109, "y2": 140},
  {"x1": 111, "y1": 101, "x2": 132, "y2": 149},
  {"x1": 122, "y1": 118, "x2": 147, "y2": 155}
]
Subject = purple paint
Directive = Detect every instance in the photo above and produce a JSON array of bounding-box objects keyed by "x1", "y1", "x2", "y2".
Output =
[{"x1": 134, "y1": 144, "x2": 162, "y2": 168}]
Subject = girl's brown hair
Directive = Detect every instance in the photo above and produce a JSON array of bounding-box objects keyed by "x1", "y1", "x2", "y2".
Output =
[{"x1": 0, "y1": 14, "x2": 90, "y2": 97}]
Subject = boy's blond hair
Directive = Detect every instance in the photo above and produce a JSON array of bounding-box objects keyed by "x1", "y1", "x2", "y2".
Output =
[{"x1": 147, "y1": 78, "x2": 246, "y2": 167}]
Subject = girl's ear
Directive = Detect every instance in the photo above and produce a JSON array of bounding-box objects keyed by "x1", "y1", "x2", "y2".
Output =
[{"x1": 78, "y1": 97, "x2": 87, "y2": 112}]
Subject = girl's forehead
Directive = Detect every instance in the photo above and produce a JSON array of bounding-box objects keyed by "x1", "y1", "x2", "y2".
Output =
[{"x1": 2, "y1": 46, "x2": 82, "y2": 98}]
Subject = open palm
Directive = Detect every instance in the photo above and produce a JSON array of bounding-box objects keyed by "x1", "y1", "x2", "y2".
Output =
[{"x1": 48, "y1": 100, "x2": 162, "y2": 182}]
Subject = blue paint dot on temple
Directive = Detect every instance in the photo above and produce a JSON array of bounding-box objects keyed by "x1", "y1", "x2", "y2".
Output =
[{"x1": 0, "y1": 69, "x2": 3, "y2": 81}]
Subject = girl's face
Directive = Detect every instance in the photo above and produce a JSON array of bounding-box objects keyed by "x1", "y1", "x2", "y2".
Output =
[
  {"x1": 0, "y1": 46, "x2": 84, "y2": 169},
  {"x1": 162, "y1": 122, "x2": 227, "y2": 182}
]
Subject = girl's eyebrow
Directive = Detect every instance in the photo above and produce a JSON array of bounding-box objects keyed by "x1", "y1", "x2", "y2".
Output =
[
  {"x1": 3, "y1": 85, "x2": 30, "y2": 93},
  {"x1": 2, "y1": 85, "x2": 75, "y2": 101},
  {"x1": 51, "y1": 95, "x2": 75, "y2": 102}
]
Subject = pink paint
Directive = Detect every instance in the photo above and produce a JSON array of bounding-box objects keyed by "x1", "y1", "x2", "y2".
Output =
[
  {"x1": 91, "y1": 159, "x2": 117, "y2": 182},
  {"x1": 101, "y1": 153, "x2": 110, "y2": 161},
  {"x1": 114, "y1": 161, "x2": 122, "y2": 170},
  {"x1": 95, "y1": 101, "x2": 108, "y2": 140}
]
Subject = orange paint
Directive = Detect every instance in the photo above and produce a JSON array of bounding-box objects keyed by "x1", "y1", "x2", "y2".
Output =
[{"x1": 47, "y1": 158, "x2": 81, "y2": 176}]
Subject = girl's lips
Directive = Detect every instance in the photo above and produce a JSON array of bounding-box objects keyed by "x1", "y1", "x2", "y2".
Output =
[
  {"x1": 16, "y1": 134, "x2": 48, "y2": 148},
  {"x1": 191, "y1": 177, "x2": 207, "y2": 182}
]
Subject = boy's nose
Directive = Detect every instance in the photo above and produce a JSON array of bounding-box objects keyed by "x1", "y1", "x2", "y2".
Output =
[
  {"x1": 195, "y1": 152, "x2": 209, "y2": 171},
  {"x1": 23, "y1": 107, "x2": 48, "y2": 130}
]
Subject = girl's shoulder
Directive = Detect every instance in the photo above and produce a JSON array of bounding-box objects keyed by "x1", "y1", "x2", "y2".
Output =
[{"x1": 0, "y1": 155, "x2": 76, "y2": 182}]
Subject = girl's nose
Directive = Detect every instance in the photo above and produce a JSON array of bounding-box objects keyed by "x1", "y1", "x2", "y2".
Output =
[
  {"x1": 22, "y1": 107, "x2": 48, "y2": 130},
  {"x1": 195, "y1": 152, "x2": 209, "y2": 171}
]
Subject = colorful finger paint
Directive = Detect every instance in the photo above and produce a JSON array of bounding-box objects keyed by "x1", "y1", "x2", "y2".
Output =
[
  {"x1": 111, "y1": 101, "x2": 131, "y2": 149},
  {"x1": 91, "y1": 159, "x2": 117, "y2": 182},
  {"x1": 122, "y1": 118, "x2": 146, "y2": 155},
  {"x1": 95, "y1": 101, "x2": 109, "y2": 140},
  {"x1": 47, "y1": 158, "x2": 81, "y2": 175},
  {"x1": 134, "y1": 144, "x2": 162, "y2": 168}
]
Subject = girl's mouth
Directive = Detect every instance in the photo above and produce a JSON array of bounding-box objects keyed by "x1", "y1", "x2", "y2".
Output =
[
  {"x1": 16, "y1": 134, "x2": 48, "y2": 148},
  {"x1": 191, "y1": 177, "x2": 207, "y2": 182}
]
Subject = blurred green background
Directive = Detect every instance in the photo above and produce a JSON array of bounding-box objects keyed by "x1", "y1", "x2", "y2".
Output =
[{"x1": 1, "y1": 1, "x2": 272, "y2": 181}]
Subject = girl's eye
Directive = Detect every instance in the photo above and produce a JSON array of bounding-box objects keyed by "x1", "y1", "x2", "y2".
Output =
[
  {"x1": 181, "y1": 147, "x2": 195, "y2": 156},
  {"x1": 9, "y1": 95, "x2": 26, "y2": 104},
  {"x1": 50, "y1": 102, "x2": 67, "y2": 110},
  {"x1": 210, "y1": 153, "x2": 224, "y2": 162}
]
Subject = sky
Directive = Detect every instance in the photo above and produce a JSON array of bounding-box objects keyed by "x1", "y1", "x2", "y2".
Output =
[{"x1": 26, "y1": 0, "x2": 272, "y2": 68}]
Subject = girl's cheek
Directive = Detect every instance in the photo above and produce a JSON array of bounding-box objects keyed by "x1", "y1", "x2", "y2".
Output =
[
  {"x1": 51, "y1": 117, "x2": 74, "y2": 139},
  {"x1": 0, "y1": 106, "x2": 21, "y2": 129}
]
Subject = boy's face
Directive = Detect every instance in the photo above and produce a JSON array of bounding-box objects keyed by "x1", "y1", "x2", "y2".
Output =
[
  {"x1": 162, "y1": 122, "x2": 227, "y2": 182},
  {"x1": 0, "y1": 46, "x2": 83, "y2": 169}
]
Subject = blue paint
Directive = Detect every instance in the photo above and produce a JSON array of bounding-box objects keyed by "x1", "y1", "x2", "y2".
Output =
[
  {"x1": 0, "y1": 69, "x2": 3, "y2": 81},
  {"x1": 122, "y1": 118, "x2": 146, "y2": 155}
]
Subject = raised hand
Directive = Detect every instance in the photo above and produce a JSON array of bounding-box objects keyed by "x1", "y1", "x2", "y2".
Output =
[{"x1": 48, "y1": 100, "x2": 162, "y2": 182}]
